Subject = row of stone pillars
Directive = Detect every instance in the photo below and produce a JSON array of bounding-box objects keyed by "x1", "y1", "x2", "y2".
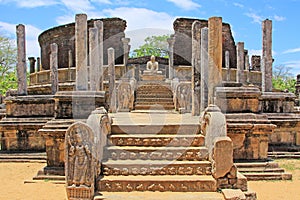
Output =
[
  {"x1": 191, "y1": 17, "x2": 223, "y2": 116},
  {"x1": 190, "y1": 17, "x2": 273, "y2": 116}
]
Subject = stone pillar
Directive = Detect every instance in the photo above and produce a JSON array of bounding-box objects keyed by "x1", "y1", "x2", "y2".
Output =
[
  {"x1": 28, "y1": 57, "x2": 36, "y2": 74},
  {"x1": 68, "y1": 50, "x2": 73, "y2": 68},
  {"x1": 37, "y1": 57, "x2": 41, "y2": 72},
  {"x1": 236, "y1": 42, "x2": 245, "y2": 84},
  {"x1": 262, "y1": 19, "x2": 273, "y2": 92},
  {"x1": 167, "y1": 35, "x2": 175, "y2": 80},
  {"x1": 225, "y1": 51, "x2": 230, "y2": 81},
  {"x1": 192, "y1": 21, "x2": 201, "y2": 116},
  {"x1": 50, "y1": 43, "x2": 58, "y2": 95},
  {"x1": 75, "y1": 14, "x2": 88, "y2": 91},
  {"x1": 108, "y1": 48, "x2": 116, "y2": 113},
  {"x1": 122, "y1": 38, "x2": 130, "y2": 66},
  {"x1": 16, "y1": 24, "x2": 27, "y2": 96},
  {"x1": 94, "y1": 20, "x2": 104, "y2": 90},
  {"x1": 89, "y1": 27, "x2": 100, "y2": 91},
  {"x1": 245, "y1": 52, "x2": 250, "y2": 83},
  {"x1": 208, "y1": 17, "x2": 223, "y2": 105},
  {"x1": 251, "y1": 55, "x2": 261, "y2": 71},
  {"x1": 200, "y1": 27, "x2": 209, "y2": 112}
]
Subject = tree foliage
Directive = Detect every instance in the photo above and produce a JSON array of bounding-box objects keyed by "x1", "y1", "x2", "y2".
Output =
[
  {"x1": 272, "y1": 65, "x2": 296, "y2": 93},
  {"x1": 0, "y1": 35, "x2": 17, "y2": 95},
  {"x1": 132, "y1": 35, "x2": 170, "y2": 58}
]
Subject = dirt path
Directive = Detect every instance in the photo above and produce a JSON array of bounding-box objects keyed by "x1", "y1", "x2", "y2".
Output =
[
  {"x1": 248, "y1": 159, "x2": 300, "y2": 200},
  {"x1": 0, "y1": 160, "x2": 300, "y2": 199}
]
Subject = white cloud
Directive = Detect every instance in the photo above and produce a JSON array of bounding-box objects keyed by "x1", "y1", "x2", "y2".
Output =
[
  {"x1": 60, "y1": 0, "x2": 95, "y2": 13},
  {"x1": 166, "y1": 0, "x2": 201, "y2": 10},
  {"x1": 0, "y1": 0, "x2": 59, "y2": 8},
  {"x1": 273, "y1": 15, "x2": 286, "y2": 22},
  {"x1": 283, "y1": 47, "x2": 300, "y2": 54},
  {"x1": 0, "y1": 21, "x2": 41, "y2": 57},
  {"x1": 245, "y1": 12, "x2": 264, "y2": 24},
  {"x1": 91, "y1": 0, "x2": 112, "y2": 4},
  {"x1": 103, "y1": 7, "x2": 175, "y2": 31},
  {"x1": 248, "y1": 49, "x2": 262, "y2": 57},
  {"x1": 283, "y1": 60, "x2": 300, "y2": 75},
  {"x1": 233, "y1": 2, "x2": 244, "y2": 8}
]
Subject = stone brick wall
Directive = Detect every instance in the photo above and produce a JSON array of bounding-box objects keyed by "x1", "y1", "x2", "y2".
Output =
[
  {"x1": 38, "y1": 18, "x2": 126, "y2": 70},
  {"x1": 173, "y1": 18, "x2": 237, "y2": 67}
]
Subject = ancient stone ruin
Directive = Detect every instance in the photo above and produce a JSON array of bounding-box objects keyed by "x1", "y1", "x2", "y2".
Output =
[{"x1": 0, "y1": 13, "x2": 300, "y2": 200}]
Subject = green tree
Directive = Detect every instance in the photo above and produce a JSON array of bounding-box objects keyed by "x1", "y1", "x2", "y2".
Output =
[
  {"x1": 0, "y1": 35, "x2": 17, "y2": 95},
  {"x1": 272, "y1": 65, "x2": 296, "y2": 93},
  {"x1": 132, "y1": 35, "x2": 170, "y2": 58}
]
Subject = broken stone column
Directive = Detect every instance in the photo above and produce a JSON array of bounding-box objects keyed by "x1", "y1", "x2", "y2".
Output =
[
  {"x1": 192, "y1": 21, "x2": 201, "y2": 116},
  {"x1": 212, "y1": 136, "x2": 234, "y2": 179},
  {"x1": 245, "y1": 53, "x2": 250, "y2": 83},
  {"x1": 89, "y1": 27, "x2": 100, "y2": 91},
  {"x1": 108, "y1": 48, "x2": 116, "y2": 113},
  {"x1": 122, "y1": 38, "x2": 130, "y2": 66},
  {"x1": 28, "y1": 57, "x2": 36, "y2": 74},
  {"x1": 225, "y1": 51, "x2": 230, "y2": 81},
  {"x1": 16, "y1": 24, "x2": 27, "y2": 96},
  {"x1": 200, "y1": 27, "x2": 209, "y2": 112},
  {"x1": 94, "y1": 20, "x2": 104, "y2": 90},
  {"x1": 236, "y1": 42, "x2": 245, "y2": 84},
  {"x1": 75, "y1": 14, "x2": 88, "y2": 91},
  {"x1": 251, "y1": 55, "x2": 261, "y2": 71},
  {"x1": 36, "y1": 57, "x2": 41, "y2": 72},
  {"x1": 68, "y1": 50, "x2": 73, "y2": 68},
  {"x1": 262, "y1": 19, "x2": 273, "y2": 92},
  {"x1": 167, "y1": 35, "x2": 175, "y2": 80},
  {"x1": 208, "y1": 17, "x2": 223, "y2": 104},
  {"x1": 50, "y1": 43, "x2": 59, "y2": 95}
]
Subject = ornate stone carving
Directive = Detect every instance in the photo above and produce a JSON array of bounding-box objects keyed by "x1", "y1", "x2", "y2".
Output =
[
  {"x1": 65, "y1": 122, "x2": 95, "y2": 200},
  {"x1": 175, "y1": 82, "x2": 192, "y2": 113},
  {"x1": 117, "y1": 82, "x2": 134, "y2": 111}
]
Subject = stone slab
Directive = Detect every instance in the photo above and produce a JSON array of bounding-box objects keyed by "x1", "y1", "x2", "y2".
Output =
[{"x1": 222, "y1": 189, "x2": 246, "y2": 200}]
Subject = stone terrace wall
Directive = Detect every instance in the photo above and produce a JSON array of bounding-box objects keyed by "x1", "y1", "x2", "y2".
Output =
[
  {"x1": 38, "y1": 18, "x2": 126, "y2": 70},
  {"x1": 173, "y1": 18, "x2": 236, "y2": 68}
]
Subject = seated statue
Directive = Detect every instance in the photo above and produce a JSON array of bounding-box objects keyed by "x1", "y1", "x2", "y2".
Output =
[{"x1": 145, "y1": 55, "x2": 160, "y2": 74}]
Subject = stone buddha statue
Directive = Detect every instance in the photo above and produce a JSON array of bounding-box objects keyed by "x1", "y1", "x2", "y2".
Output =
[{"x1": 145, "y1": 55, "x2": 159, "y2": 74}]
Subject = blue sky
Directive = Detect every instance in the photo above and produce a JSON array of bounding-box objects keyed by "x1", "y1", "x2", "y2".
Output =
[{"x1": 0, "y1": 0, "x2": 300, "y2": 76}]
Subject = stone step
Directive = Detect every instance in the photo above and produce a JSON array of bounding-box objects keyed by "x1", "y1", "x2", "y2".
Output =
[
  {"x1": 102, "y1": 160, "x2": 212, "y2": 176},
  {"x1": 241, "y1": 172, "x2": 292, "y2": 181},
  {"x1": 0, "y1": 152, "x2": 47, "y2": 163},
  {"x1": 136, "y1": 94, "x2": 173, "y2": 98},
  {"x1": 111, "y1": 124, "x2": 200, "y2": 135},
  {"x1": 235, "y1": 162, "x2": 279, "y2": 169},
  {"x1": 104, "y1": 146, "x2": 209, "y2": 161},
  {"x1": 109, "y1": 134, "x2": 205, "y2": 147},
  {"x1": 98, "y1": 175, "x2": 217, "y2": 192},
  {"x1": 134, "y1": 105, "x2": 175, "y2": 110},
  {"x1": 268, "y1": 151, "x2": 300, "y2": 159},
  {"x1": 135, "y1": 102, "x2": 174, "y2": 107},
  {"x1": 32, "y1": 175, "x2": 66, "y2": 181},
  {"x1": 97, "y1": 192, "x2": 224, "y2": 200},
  {"x1": 135, "y1": 98, "x2": 174, "y2": 103},
  {"x1": 237, "y1": 167, "x2": 285, "y2": 173}
]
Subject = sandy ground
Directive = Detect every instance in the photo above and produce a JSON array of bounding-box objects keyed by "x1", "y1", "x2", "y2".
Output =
[{"x1": 0, "y1": 160, "x2": 299, "y2": 200}]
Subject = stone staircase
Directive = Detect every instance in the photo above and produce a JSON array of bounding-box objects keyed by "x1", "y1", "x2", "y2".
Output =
[
  {"x1": 97, "y1": 123, "x2": 218, "y2": 193},
  {"x1": 134, "y1": 82, "x2": 175, "y2": 110},
  {"x1": 236, "y1": 161, "x2": 292, "y2": 181}
]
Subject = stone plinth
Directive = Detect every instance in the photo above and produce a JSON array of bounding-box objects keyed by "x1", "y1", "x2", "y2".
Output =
[
  {"x1": 141, "y1": 73, "x2": 165, "y2": 81},
  {"x1": 226, "y1": 113, "x2": 276, "y2": 160},
  {"x1": 5, "y1": 95, "x2": 54, "y2": 117},
  {"x1": 267, "y1": 113, "x2": 300, "y2": 148},
  {"x1": 0, "y1": 117, "x2": 50, "y2": 151},
  {"x1": 54, "y1": 91, "x2": 106, "y2": 119},
  {"x1": 261, "y1": 92, "x2": 296, "y2": 113},
  {"x1": 215, "y1": 86, "x2": 261, "y2": 113}
]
